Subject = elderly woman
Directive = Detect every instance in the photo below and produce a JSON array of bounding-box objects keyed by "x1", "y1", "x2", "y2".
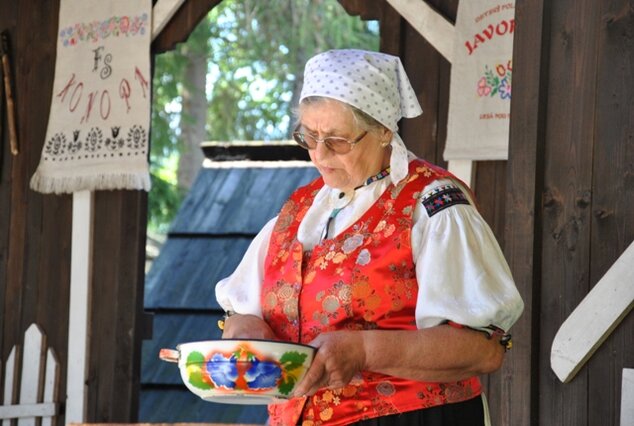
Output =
[{"x1": 215, "y1": 49, "x2": 524, "y2": 426}]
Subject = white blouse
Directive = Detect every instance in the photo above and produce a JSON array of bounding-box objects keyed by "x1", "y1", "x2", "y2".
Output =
[{"x1": 215, "y1": 162, "x2": 524, "y2": 333}]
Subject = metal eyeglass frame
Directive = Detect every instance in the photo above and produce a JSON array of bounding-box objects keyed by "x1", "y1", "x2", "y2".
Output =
[{"x1": 292, "y1": 124, "x2": 368, "y2": 154}]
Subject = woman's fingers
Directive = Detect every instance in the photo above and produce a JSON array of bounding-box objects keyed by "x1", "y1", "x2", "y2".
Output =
[
  {"x1": 221, "y1": 314, "x2": 277, "y2": 340},
  {"x1": 293, "y1": 331, "x2": 365, "y2": 396},
  {"x1": 293, "y1": 357, "x2": 327, "y2": 396}
]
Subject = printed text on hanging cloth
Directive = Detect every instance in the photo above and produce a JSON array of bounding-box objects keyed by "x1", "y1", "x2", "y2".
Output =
[{"x1": 55, "y1": 65, "x2": 149, "y2": 125}]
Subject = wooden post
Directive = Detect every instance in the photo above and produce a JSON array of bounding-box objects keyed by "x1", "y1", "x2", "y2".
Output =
[{"x1": 66, "y1": 191, "x2": 94, "y2": 424}]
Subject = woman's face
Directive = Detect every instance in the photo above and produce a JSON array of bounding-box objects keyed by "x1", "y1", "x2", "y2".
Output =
[{"x1": 299, "y1": 100, "x2": 391, "y2": 192}]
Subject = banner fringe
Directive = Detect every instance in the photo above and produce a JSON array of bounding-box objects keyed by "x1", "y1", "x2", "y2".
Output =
[{"x1": 30, "y1": 171, "x2": 151, "y2": 194}]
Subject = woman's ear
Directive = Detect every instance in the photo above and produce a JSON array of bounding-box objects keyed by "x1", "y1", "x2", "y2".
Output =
[{"x1": 380, "y1": 129, "x2": 393, "y2": 147}]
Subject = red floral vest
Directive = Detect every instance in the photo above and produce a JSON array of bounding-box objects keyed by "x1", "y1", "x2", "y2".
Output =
[{"x1": 262, "y1": 159, "x2": 481, "y2": 426}]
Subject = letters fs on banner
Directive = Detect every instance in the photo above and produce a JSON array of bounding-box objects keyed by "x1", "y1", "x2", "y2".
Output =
[
  {"x1": 30, "y1": 0, "x2": 152, "y2": 194},
  {"x1": 444, "y1": 1, "x2": 515, "y2": 162}
]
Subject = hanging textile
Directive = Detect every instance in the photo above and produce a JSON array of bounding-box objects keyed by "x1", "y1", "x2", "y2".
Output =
[
  {"x1": 443, "y1": 1, "x2": 515, "y2": 161},
  {"x1": 30, "y1": 0, "x2": 152, "y2": 194}
]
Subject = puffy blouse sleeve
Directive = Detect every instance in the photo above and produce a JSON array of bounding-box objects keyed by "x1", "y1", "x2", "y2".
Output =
[
  {"x1": 411, "y1": 180, "x2": 524, "y2": 332},
  {"x1": 214, "y1": 216, "x2": 277, "y2": 317}
]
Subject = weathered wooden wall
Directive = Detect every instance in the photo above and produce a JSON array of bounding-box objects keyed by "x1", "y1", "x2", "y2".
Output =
[
  {"x1": 0, "y1": 0, "x2": 215, "y2": 423},
  {"x1": 506, "y1": 0, "x2": 633, "y2": 424},
  {"x1": 535, "y1": 1, "x2": 633, "y2": 425},
  {"x1": 0, "y1": 2, "x2": 73, "y2": 421}
]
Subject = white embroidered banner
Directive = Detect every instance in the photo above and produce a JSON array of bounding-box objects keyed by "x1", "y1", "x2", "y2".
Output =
[
  {"x1": 444, "y1": 1, "x2": 515, "y2": 161},
  {"x1": 30, "y1": 0, "x2": 152, "y2": 194}
]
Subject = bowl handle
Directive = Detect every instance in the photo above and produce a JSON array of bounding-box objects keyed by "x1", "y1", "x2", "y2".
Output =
[{"x1": 159, "y1": 348, "x2": 180, "y2": 363}]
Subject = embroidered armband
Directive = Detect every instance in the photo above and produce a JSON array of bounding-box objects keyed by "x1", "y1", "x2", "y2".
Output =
[{"x1": 421, "y1": 184, "x2": 470, "y2": 217}]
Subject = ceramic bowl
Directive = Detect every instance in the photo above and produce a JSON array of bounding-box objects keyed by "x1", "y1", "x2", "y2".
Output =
[{"x1": 160, "y1": 339, "x2": 316, "y2": 405}]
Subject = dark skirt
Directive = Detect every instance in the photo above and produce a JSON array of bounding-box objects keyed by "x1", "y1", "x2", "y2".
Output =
[{"x1": 347, "y1": 395, "x2": 485, "y2": 426}]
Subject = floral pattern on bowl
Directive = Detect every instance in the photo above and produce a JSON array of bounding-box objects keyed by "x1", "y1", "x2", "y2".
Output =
[{"x1": 161, "y1": 339, "x2": 315, "y2": 405}]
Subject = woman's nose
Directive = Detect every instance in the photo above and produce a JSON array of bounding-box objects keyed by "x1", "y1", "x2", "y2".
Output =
[{"x1": 313, "y1": 140, "x2": 332, "y2": 161}]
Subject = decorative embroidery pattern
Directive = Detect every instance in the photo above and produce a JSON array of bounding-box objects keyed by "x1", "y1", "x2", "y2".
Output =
[
  {"x1": 477, "y1": 61, "x2": 512, "y2": 100},
  {"x1": 421, "y1": 184, "x2": 470, "y2": 217},
  {"x1": 59, "y1": 14, "x2": 149, "y2": 47},
  {"x1": 360, "y1": 166, "x2": 391, "y2": 187},
  {"x1": 42, "y1": 126, "x2": 147, "y2": 161}
]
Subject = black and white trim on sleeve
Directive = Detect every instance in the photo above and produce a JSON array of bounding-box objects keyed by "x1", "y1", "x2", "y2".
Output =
[{"x1": 421, "y1": 184, "x2": 470, "y2": 217}]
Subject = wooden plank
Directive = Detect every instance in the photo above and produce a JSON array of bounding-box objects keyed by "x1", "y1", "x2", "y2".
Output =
[
  {"x1": 379, "y1": 1, "x2": 403, "y2": 57},
  {"x1": 87, "y1": 190, "x2": 147, "y2": 422},
  {"x1": 43, "y1": 349, "x2": 59, "y2": 404},
  {"x1": 403, "y1": 21, "x2": 443, "y2": 162},
  {"x1": 472, "y1": 161, "x2": 507, "y2": 245},
  {"x1": 2, "y1": 346, "x2": 18, "y2": 426},
  {"x1": 4, "y1": 1, "x2": 32, "y2": 386},
  {"x1": 376, "y1": 0, "x2": 455, "y2": 166},
  {"x1": 539, "y1": 0, "x2": 601, "y2": 424},
  {"x1": 66, "y1": 191, "x2": 94, "y2": 424},
  {"x1": 36, "y1": 192, "x2": 71, "y2": 418},
  {"x1": 498, "y1": 0, "x2": 549, "y2": 424},
  {"x1": 551, "y1": 241, "x2": 634, "y2": 382},
  {"x1": 587, "y1": 0, "x2": 634, "y2": 423},
  {"x1": 3, "y1": 5, "x2": 69, "y2": 424},
  {"x1": 0, "y1": 1, "x2": 12, "y2": 378},
  {"x1": 429, "y1": 0, "x2": 458, "y2": 167},
  {"x1": 447, "y1": 160, "x2": 474, "y2": 188},
  {"x1": 18, "y1": 324, "x2": 45, "y2": 426},
  {"x1": 40, "y1": 349, "x2": 60, "y2": 426},
  {"x1": 0, "y1": 403, "x2": 57, "y2": 419},
  {"x1": 27, "y1": 0, "x2": 72, "y2": 408},
  {"x1": 622, "y1": 369, "x2": 634, "y2": 426},
  {"x1": 385, "y1": 0, "x2": 455, "y2": 62},
  {"x1": 152, "y1": 0, "x2": 187, "y2": 41}
]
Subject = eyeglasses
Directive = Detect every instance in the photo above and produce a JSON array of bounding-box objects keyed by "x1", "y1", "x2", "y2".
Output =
[{"x1": 292, "y1": 125, "x2": 367, "y2": 154}]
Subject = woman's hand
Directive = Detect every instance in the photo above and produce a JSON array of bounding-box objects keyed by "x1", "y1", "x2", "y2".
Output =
[
  {"x1": 291, "y1": 325, "x2": 505, "y2": 397},
  {"x1": 292, "y1": 331, "x2": 366, "y2": 397},
  {"x1": 221, "y1": 314, "x2": 277, "y2": 340}
]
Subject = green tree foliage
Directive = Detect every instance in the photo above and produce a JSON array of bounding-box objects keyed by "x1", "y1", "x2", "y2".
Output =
[{"x1": 149, "y1": 0, "x2": 379, "y2": 233}]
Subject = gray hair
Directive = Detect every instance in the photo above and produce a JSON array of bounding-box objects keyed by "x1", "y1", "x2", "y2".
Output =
[{"x1": 295, "y1": 96, "x2": 388, "y2": 134}]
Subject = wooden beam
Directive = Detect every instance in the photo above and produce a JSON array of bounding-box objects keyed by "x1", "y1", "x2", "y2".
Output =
[
  {"x1": 152, "y1": 0, "x2": 223, "y2": 53},
  {"x1": 385, "y1": 0, "x2": 455, "y2": 62},
  {"x1": 152, "y1": 0, "x2": 187, "y2": 41},
  {"x1": 0, "y1": 403, "x2": 57, "y2": 419},
  {"x1": 551, "y1": 240, "x2": 634, "y2": 383},
  {"x1": 337, "y1": 0, "x2": 383, "y2": 21}
]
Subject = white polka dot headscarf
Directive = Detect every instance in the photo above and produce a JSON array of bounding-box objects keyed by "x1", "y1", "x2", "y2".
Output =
[{"x1": 300, "y1": 49, "x2": 423, "y2": 185}]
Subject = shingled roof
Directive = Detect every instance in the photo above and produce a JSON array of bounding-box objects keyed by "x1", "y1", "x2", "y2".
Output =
[{"x1": 140, "y1": 155, "x2": 319, "y2": 423}]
